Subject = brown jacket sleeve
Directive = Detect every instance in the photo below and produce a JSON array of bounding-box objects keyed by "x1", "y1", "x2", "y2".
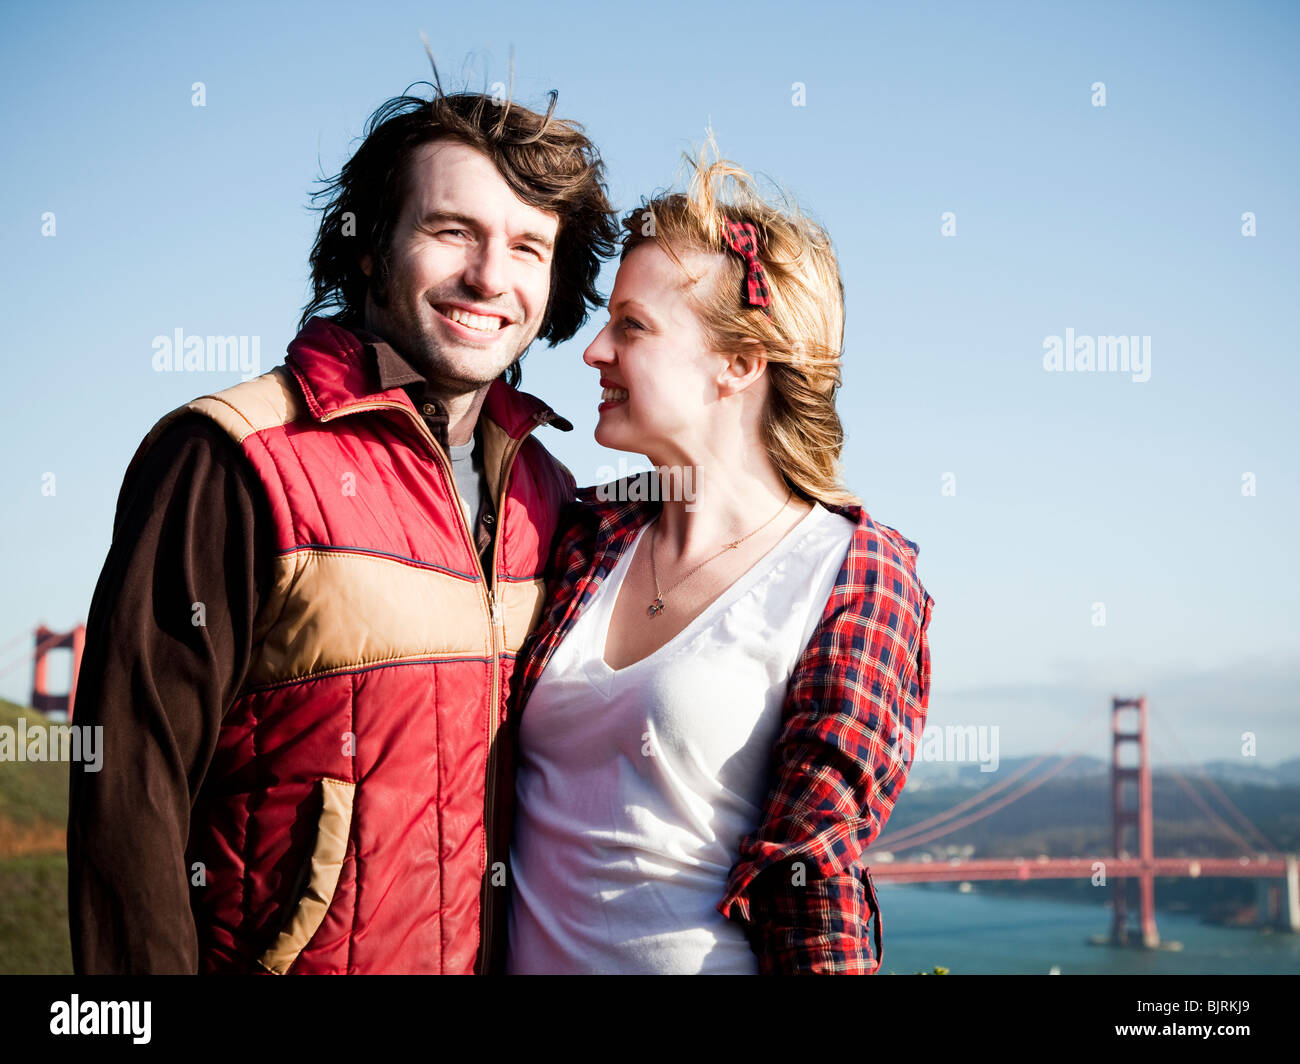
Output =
[{"x1": 67, "y1": 414, "x2": 272, "y2": 973}]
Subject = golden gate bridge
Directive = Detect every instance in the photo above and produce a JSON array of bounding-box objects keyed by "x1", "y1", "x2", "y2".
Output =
[{"x1": 868, "y1": 694, "x2": 1298, "y2": 947}]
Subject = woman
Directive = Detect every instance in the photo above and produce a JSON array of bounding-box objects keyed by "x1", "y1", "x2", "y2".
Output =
[{"x1": 505, "y1": 149, "x2": 935, "y2": 974}]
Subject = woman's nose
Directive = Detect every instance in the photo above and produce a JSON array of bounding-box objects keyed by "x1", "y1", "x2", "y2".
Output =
[{"x1": 583, "y1": 325, "x2": 612, "y2": 367}]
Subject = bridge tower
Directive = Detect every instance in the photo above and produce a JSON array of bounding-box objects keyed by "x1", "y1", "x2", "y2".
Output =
[
  {"x1": 31, "y1": 624, "x2": 86, "y2": 721},
  {"x1": 1111, "y1": 695, "x2": 1159, "y2": 948},
  {"x1": 1254, "y1": 855, "x2": 1300, "y2": 932}
]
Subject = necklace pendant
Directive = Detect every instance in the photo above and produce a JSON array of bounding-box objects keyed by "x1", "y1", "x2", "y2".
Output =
[{"x1": 647, "y1": 598, "x2": 665, "y2": 618}]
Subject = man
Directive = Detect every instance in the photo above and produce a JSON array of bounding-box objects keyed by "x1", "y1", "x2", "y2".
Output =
[{"x1": 67, "y1": 87, "x2": 617, "y2": 974}]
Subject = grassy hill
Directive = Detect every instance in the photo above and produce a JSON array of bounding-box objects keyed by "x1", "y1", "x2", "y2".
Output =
[
  {"x1": 0, "y1": 697, "x2": 72, "y2": 973},
  {"x1": 0, "y1": 698, "x2": 70, "y2": 855}
]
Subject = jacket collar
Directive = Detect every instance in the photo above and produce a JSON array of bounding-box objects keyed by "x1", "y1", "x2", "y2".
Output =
[{"x1": 285, "y1": 315, "x2": 573, "y2": 441}]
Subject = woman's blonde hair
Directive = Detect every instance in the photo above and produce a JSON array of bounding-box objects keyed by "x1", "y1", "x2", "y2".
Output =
[{"x1": 619, "y1": 135, "x2": 859, "y2": 509}]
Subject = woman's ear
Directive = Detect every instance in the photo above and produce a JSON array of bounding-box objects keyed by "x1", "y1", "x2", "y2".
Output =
[
  {"x1": 360, "y1": 253, "x2": 374, "y2": 278},
  {"x1": 717, "y1": 339, "x2": 768, "y2": 398}
]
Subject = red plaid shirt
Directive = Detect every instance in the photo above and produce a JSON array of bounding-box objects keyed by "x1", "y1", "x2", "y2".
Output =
[{"x1": 508, "y1": 477, "x2": 934, "y2": 975}]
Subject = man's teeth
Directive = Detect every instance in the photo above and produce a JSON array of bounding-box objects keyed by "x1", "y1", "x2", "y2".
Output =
[
  {"x1": 443, "y1": 306, "x2": 503, "y2": 332},
  {"x1": 602, "y1": 387, "x2": 629, "y2": 401}
]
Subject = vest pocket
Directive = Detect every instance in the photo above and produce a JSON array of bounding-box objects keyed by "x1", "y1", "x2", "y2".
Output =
[{"x1": 256, "y1": 777, "x2": 356, "y2": 975}]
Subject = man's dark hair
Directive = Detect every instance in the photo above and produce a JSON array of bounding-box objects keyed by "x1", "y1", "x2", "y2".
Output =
[{"x1": 301, "y1": 82, "x2": 618, "y2": 387}]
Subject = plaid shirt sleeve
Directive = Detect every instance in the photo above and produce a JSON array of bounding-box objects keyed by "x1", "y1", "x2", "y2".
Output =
[{"x1": 717, "y1": 517, "x2": 934, "y2": 975}]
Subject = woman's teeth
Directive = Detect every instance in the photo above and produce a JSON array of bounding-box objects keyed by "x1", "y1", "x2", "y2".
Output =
[
  {"x1": 602, "y1": 387, "x2": 629, "y2": 402},
  {"x1": 442, "y1": 306, "x2": 503, "y2": 332}
]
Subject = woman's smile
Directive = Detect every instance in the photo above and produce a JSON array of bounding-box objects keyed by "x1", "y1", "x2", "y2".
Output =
[{"x1": 598, "y1": 377, "x2": 629, "y2": 410}]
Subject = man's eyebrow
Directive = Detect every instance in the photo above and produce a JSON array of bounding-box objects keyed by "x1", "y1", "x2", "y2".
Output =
[
  {"x1": 418, "y1": 210, "x2": 554, "y2": 251},
  {"x1": 418, "y1": 209, "x2": 479, "y2": 231}
]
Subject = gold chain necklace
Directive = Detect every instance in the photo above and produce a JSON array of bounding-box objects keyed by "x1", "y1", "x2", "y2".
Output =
[{"x1": 646, "y1": 488, "x2": 794, "y2": 618}]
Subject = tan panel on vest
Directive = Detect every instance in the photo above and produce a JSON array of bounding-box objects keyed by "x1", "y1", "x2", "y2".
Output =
[
  {"x1": 256, "y1": 777, "x2": 355, "y2": 975},
  {"x1": 133, "y1": 366, "x2": 302, "y2": 473},
  {"x1": 185, "y1": 365, "x2": 304, "y2": 443},
  {"x1": 249, "y1": 549, "x2": 495, "y2": 687},
  {"x1": 498, "y1": 578, "x2": 547, "y2": 656}
]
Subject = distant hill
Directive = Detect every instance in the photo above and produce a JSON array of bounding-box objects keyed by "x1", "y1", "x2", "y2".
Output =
[
  {"x1": 885, "y1": 769, "x2": 1300, "y2": 855},
  {"x1": 909, "y1": 754, "x2": 1108, "y2": 790},
  {"x1": 0, "y1": 698, "x2": 71, "y2": 973},
  {"x1": 909, "y1": 753, "x2": 1300, "y2": 790},
  {"x1": 1197, "y1": 758, "x2": 1300, "y2": 787}
]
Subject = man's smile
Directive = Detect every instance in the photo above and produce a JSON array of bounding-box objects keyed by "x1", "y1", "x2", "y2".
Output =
[{"x1": 433, "y1": 302, "x2": 512, "y2": 336}]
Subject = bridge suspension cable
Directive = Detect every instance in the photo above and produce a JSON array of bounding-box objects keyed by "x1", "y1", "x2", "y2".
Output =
[
  {"x1": 1150, "y1": 710, "x2": 1277, "y2": 853},
  {"x1": 0, "y1": 628, "x2": 70, "y2": 682},
  {"x1": 874, "y1": 748, "x2": 1092, "y2": 852},
  {"x1": 876, "y1": 699, "x2": 1111, "y2": 849}
]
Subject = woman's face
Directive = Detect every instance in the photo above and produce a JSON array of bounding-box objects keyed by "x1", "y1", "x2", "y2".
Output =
[{"x1": 582, "y1": 241, "x2": 730, "y2": 463}]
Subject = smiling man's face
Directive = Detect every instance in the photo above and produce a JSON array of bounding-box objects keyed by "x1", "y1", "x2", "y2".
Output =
[{"x1": 362, "y1": 138, "x2": 560, "y2": 395}]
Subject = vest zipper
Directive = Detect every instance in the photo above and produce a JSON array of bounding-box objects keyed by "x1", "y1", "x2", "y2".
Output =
[
  {"x1": 477, "y1": 425, "x2": 531, "y2": 974},
  {"x1": 320, "y1": 397, "x2": 547, "y2": 973}
]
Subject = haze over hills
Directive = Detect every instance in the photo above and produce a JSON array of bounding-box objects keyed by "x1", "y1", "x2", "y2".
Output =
[{"x1": 907, "y1": 754, "x2": 1300, "y2": 790}]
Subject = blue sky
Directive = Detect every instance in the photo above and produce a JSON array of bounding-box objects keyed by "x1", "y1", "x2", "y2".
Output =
[{"x1": 1, "y1": 0, "x2": 1296, "y2": 764}]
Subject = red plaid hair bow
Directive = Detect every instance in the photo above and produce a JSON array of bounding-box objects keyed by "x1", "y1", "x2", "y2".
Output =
[{"x1": 721, "y1": 220, "x2": 772, "y2": 316}]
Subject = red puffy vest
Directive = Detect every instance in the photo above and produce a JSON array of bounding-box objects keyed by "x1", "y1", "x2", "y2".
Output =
[{"x1": 135, "y1": 317, "x2": 575, "y2": 973}]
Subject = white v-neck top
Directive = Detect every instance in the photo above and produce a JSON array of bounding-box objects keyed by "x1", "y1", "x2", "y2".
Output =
[{"x1": 506, "y1": 501, "x2": 856, "y2": 974}]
